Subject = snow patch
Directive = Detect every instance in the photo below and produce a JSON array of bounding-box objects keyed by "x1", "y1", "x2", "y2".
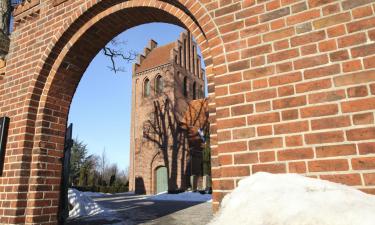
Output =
[
  {"x1": 148, "y1": 191, "x2": 212, "y2": 202},
  {"x1": 84, "y1": 191, "x2": 112, "y2": 198},
  {"x1": 68, "y1": 188, "x2": 108, "y2": 218},
  {"x1": 209, "y1": 172, "x2": 375, "y2": 225}
]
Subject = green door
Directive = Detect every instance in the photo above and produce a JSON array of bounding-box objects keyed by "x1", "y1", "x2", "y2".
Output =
[{"x1": 156, "y1": 166, "x2": 168, "y2": 194}]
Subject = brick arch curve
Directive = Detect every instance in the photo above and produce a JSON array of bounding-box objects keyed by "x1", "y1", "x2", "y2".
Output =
[{"x1": 22, "y1": 1, "x2": 223, "y2": 224}]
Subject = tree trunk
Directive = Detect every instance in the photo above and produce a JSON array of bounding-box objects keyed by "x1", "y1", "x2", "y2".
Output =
[
  {"x1": 0, "y1": 0, "x2": 10, "y2": 58},
  {"x1": 0, "y1": 0, "x2": 10, "y2": 35}
]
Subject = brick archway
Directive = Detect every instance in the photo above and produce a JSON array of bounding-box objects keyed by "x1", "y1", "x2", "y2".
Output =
[{"x1": 1, "y1": 1, "x2": 224, "y2": 224}]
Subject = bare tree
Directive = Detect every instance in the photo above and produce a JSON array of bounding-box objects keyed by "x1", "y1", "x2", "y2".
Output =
[{"x1": 103, "y1": 39, "x2": 137, "y2": 73}]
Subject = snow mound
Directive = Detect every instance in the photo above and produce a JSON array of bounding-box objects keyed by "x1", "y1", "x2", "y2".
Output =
[
  {"x1": 209, "y1": 172, "x2": 375, "y2": 225},
  {"x1": 148, "y1": 191, "x2": 212, "y2": 202},
  {"x1": 68, "y1": 188, "x2": 107, "y2": 218}
]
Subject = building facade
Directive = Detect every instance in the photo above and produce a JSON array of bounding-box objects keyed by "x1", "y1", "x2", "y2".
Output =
[{"x1": 129, "y1": 32, "x2": 206, "y2": 194}]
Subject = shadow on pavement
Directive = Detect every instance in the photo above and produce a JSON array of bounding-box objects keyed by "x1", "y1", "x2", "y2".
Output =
[{"x1": 66, "y1": 192, "x2": 212, "y2": 225}]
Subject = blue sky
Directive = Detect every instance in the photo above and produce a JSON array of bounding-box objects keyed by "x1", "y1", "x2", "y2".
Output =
[{"x1": 68, "y1": 23, "x2": 189, "y2": 171}]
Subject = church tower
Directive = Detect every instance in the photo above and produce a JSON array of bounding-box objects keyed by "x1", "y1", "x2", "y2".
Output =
[{"x1": 129, "y1": 31, "x2": 206, "y2": 194}]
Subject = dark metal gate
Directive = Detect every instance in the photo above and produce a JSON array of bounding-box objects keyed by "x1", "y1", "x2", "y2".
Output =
[{"x1": 58, "y1": 123, "x2": 73, "y2": 225}]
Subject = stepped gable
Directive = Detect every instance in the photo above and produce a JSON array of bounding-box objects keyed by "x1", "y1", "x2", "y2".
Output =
[{"x1": 135, "y1": 42, "x2": 175, "y2": 73}]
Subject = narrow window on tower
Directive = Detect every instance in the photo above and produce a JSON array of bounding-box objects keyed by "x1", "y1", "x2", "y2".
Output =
[
  {"x1": 155, "y1": 75, "x2": 163, "y2": 94},
  {"x1": 183, "y1": 76, "x2": 188, "y2": 97},
  {"x1": 193, "y1": 81, "x2": 197, "y2": 100},
  {"x1": 144, "y1": 78, "x2": 150, "y2": 97}
]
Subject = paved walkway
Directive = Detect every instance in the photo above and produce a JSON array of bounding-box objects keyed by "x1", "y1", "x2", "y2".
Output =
[{"x1": 66, "y1": 193, "x2": 213, "y2": 225}]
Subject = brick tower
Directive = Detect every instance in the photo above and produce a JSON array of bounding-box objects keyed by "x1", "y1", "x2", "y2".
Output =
[{"x1": 129, "y1": 31, "x2": 206, "y2": 194}]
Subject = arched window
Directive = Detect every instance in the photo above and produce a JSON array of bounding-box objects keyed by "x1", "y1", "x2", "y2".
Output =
[
  {"x1": 179, "y1": 46, "x2": 182, "y2": 65},
  {"x1": 183, "y1": 76, "x2": 188, "y2": 97},
  {"x1": 144, "y1": 78, "x2": 150, "y2": 97},
  {"x1": 183, "y1": 39, "x2": 187, "y2": 69},
  {"x1": 196, "y1": 58, "x2": 200, "y2": 78},
  {"x1": 192, "y1": 45, "x2": 196, "y2": 74},
  {"x1": 155, "y1": 75, "x2": 163, "y2": 94},
  {"x1": 193, "y1": 81, "x2": 197, "y2": 100}
]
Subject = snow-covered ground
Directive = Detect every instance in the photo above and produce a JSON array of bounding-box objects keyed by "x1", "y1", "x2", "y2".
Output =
[
  {"x1": 68, "y1": 188, "x2": 211, "y2": 219},
  {"x1": 68, "y1": 188, "x2": 111, "y2": 218},
  {"x1": 83, "y1": 191, "x2": 112, "y2": 198},
  {"x1": 209, "y1": 172, "x2": 375, "y2": 225},
  {"x1": 148, "y1": 191, "x2": 212, "y2": 202}
]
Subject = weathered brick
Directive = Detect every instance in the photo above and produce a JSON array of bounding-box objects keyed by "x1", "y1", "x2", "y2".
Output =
[
  {"x1": 305, "y1": 131, "x2": 344, "y2": 144},
  {"x1": 301, "y1": 104, "x2": 338, "y2": 118},
  {"x1": 359, "y1": 142, "x2": 375, "y2": 155},
  {"x1": 311, "y1": 116, "x2": 351, "y2": 130},
  {"x1": 320, "y1": 174, "x2": 362, "y2": 186},
  {"x1": 268, "y1": 49, "x2": 300, "y2": 63},
  {"x1": 289, "y1": 161, "x2": 306, "y2": 173},
  {"x1": 231, "y1": 104, "x2": 254, "y2": 116},
  {"x1": 259, "y1": 151, "x2": 276, "y2": 162},
  {"x1": 343, "y1": 59, "x2": 363, "y2": 72},
  {"x1": 263, "y1": 27, "x2": 295, "y2": 42},
  {"x1": 278, "y1": 85, "x2": 295, "y2": 97},
  {"x1": 246, "y1": 89, "x2": 277, "y2": 102},
  {"x1": 304, "y1": 64, "x2": 340, "y2": 80},
  {"x1": 260, "y1": 7, "x2": 291, "y2": 22},
  {"x1": 281, "y1": 109, "x2": 298, "y2": 121},
  {"x1": 248, "y1": 112, "x2": 280, "y2": 125},
  {"x1": 364, "y1": 173, "x2": 375, "y2": 185},
  {"x1": 285, "y1": 135, "x2": 303, "y2": 147},
  {"x1": 249, "y1": 137, "x2": 283, "y2": 150},
  {"x1": 353, "y1": 112, "x2": 374, "y2": 125},
  {"x1": 291, "y1": 30, "x2": 326, "y2": 47},
  {"x1": 338, "y1": 32, "x2": 367, "y2": 48},
  {"x1": 257, "y1": 125, "x2": 273, "y2": 136},
  {"x1": 255, "y1": 101, "x2": 271, "y2": 112},
  {"x1": 330, "y1": 50, "x2": 349, "y2": 62},
  {"x1": 351, "y1": 43, "x2": 375, "y2": 58},
  {"x1": 347, "y1": 17, "x2": 375, "y2": 33},
  {"x1": 322, "y1": 3, "x2": 340, "y2": 16},
  {"x1": 218, "y1": 141, "x2": 248, "y2": 153},
  {"x1": 316, "y1": 144, "x2": 357, "y2": 158},
  {"x1": 234, "y1": 152, "x2": 259, "y2": 164},
  {"x1": 287, "y1": 9, "x2": 320, "y2": 25},
  {"x1": 221, "y1": 166, "x2": 250, "y2": 177},
  {"x1": 334, "y1": 70, "x2": 375, "y2": 87},
  {"x1": 252, "y1": 163, "x2": 286, "y2": 173},
  {"x1": 294, "y1": 54, "x2": 329, "y2": 69},
  {"x1": 274, "y1": 121, "x2": 309, "y2": 134},
  {"x1": 308, "y1": 90, "x2": 346, "y2": 104},
  {"x1": 278, "y1": 148, "x2": 314, "y2": 161},
  {"x1": 342, "y1": 0, "x2": 374, "y2": 10},
  {"x1": 273, "y1": 96, "x2": 307, "y2": 109},
  {"x1": 218, "y1": 117, "x2": 247, "y2": 129},
  {"x1": 313, "y1": 12, "x2": 351, "y2": 29},
  {"x1": 352, "y1": 157, "x2": 375, "y2": 170},
  {"x1": 269, "y1": 72, "x2": 301, "y2": 86},
  {"x1": 308, "y1": 159, "x2": 349, "y2": 172},
  {"x1": 346, "y1": 127, "x2": 375, "y2": 141},
  {"x1": 341, "y1": 97, "x2": 375, "y2": 113},
  {"x1": 296, "y1": 79, "x2": 331, "y2": 93},
  {"x1": 233, "y1": 127, "x2": 256, "y2": 139},
  {"x1": 217, "y1": 94, "x2": 245, "y2": 107},
  {"x1": 347, "y1": 85, "x2": 368, "y2": 98},
  {"x1": 243, "y1": 66, "x2": 275, "y2": 80}
]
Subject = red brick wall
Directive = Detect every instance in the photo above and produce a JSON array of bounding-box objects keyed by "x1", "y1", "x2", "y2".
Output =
[{"x1": 0, "y1": 0, "x2": 374, "y2": 224}]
